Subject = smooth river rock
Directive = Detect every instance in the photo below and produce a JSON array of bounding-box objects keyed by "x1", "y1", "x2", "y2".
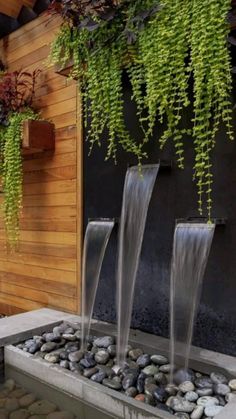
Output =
[
  {"x1": 197, "y1": 396, "x2": 219, "y2": 407},
  {"x1": 170, "y1": 397, "x2": 196, "y2": 413},
  {"x1": 150, "y1": 355, "x2": 168, "y2": 365},
  {"x1": 94, "y1": 336, "x2": 114, "y2": 348},
  {"x1": 179, "y1": 382, "x2": 195, "y2": 393},
  {"x1": 190, "y1": 406, "x2": 204, "y2": 419},
  {"x1": 204, "y1": 404, "x2": 224, "y2": 417}
]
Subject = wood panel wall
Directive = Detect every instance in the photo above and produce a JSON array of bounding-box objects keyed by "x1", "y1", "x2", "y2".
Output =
[{"x1": 0, "y1": 13, "x2": 82, "y2": 315}]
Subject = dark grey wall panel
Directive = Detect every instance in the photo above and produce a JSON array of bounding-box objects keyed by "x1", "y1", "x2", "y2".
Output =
[{"x1": 84, "y1": 74, "x2": 236, "y2": 357}]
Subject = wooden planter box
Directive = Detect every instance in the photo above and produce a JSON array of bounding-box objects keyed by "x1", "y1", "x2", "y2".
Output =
[
  {"x1": 22, "y1": 120, "x2": 55, "y2": 154},
  {"x1": 54, "y1": 59, "x2": 74, "y2": 78}
]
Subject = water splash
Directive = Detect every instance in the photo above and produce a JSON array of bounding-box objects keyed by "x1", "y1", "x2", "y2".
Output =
[
  {"x1": 170, "y1": 222, "x2": 215, "y2": 382},
  {"x1": 81, "y1": 220, "x2": 115, "y2": 351},
  {"x1": 116, "y1": 164, "x2": 159, "y2": 367}
]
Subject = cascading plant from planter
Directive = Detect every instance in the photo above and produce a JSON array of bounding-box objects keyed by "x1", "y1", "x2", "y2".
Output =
[
  {"x1": 49, "y1": 0, "x2": 233, "y2": 219},
  {"x1": 0, "y1": 70, "x2": 40, "y2": 249}
]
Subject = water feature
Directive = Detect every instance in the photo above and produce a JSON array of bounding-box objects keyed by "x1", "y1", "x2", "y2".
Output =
[
  {"x1": 81, "y1": 219, "x2": 115, "y2": 351},
  {"x1": 170, "y1": 222, "x2": 215, "y2": 382},
  {"x1": 116, "y1": 164, "x2": 159, "y2": 367}
]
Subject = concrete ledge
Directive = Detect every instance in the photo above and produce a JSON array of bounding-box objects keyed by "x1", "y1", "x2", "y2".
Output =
[{"x1": 0, "y1": 308, "x2": 74, "y2": 346}]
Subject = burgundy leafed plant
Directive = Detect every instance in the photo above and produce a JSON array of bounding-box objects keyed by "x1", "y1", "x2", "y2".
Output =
[{"x1": 0, "y1": 69, "x2": 40, "y2": 120}]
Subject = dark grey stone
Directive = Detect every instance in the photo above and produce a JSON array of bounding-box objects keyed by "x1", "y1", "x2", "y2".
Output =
[
  {"x1": 102, "y1": 378, "x2": 122, "y2": 391},
  {"x1": 136, "y1": 354, "x2": 151, "y2": 368},
  {"x1": 94, "y1": 336, "x2": 114, "y2": 348}
]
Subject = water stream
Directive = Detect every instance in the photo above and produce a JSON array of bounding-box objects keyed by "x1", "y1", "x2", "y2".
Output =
[
  {"x1": 170, "y1": 222, "x2": 215, "y2": 382},
  {"x1": 81, "y1": 220, "x2": 115, "y2": 351},
  {"x1": 116, "y1": 164, "x2": 159, "y2": 367}
]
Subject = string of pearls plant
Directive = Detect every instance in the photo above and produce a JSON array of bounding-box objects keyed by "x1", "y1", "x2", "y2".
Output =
[{"x1": 49, "y1": 0, "x2": 233, "y2": 219}]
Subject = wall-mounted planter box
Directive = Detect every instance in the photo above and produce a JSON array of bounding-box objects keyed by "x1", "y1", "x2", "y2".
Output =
[
  {"x1": 54, "y1": 59, "x2": 74, "y2": 79},
  {"x1": 22, "y1": 120, "x2": 55, "y2": 154}
]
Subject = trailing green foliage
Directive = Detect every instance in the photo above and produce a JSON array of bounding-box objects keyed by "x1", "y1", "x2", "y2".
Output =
[
  {"x1": 49, "y1": 0, "x2": 233, "y2": 218},
  {"x1": 1, "y1": 109, "x2": 38, "y2": 248}
]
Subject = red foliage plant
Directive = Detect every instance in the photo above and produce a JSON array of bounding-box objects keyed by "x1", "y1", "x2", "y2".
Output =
[{"x1": 0, "y1": 69, "x2": 40, "y2": 119}]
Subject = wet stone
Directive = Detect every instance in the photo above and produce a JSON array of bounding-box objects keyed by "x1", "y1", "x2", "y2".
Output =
[
  {"x1": 40, "y1": 342, "x2": 57, "y2": 353},
  {"x1": 28, "y1": 343, "x2": 42, "y2": 354},
  {"x1": 136, "y1": 354, "x2": 150, "y2": 368},
  {"x1": 69, "y1": 362, "x2": 83, "y2": 373},
  {"x1": 94, "y1": 350, "x2": 109, "y2": 365},
  {"x1": 150, "y1": 355, "x2": 168, "y2": 366},
  {"x1": 174, "y1": 369, "x2": 195, "y2": 385},
  {"x1": 185, "y1": 391, "x2": 199, "y2": 402},
  {"x1": 214, "y1": 383, "x2": 230, "y2": 396},
  {"x1": 102, "y1": 378, "x2": 122, "y2": 391},
  {"x1": 154, "y1": 372, "x2": 167, "y2": 386},
  {"x1": 44, "y1": 333, "x2": 60, "y2": 343},
  {"x1": 144, "y1": 395, "x2": 156, "y2": 406},
  {"x1": 144, "y1": 384, "x2": 158, "y2": 397},
  {"x1": 156, "y1": 402, "x2": 174, "y2": 414},
  {"x1": 64, "y1": 342, "x2": 79, "y2": 351},
  {"x1": 143, "y1": 365, "x2": 159, "y2": 377},
  {"x1": 190, "y1": 406, "x2": 204, "y2": 419},
  {"x1": 210, "y1": 372, "x2": 227, "y2": 385},
  {"x1": 125, "y1": 387, "x2": 137, "y2": 398},
  {"x1": 153, "y1": 387, "x2": 168, "y2": 403},
  {"x1": 83, "y1": 367, "x2": 98, "y2": 378},
  {"x1": 135, "y1": 394, "x2": 145, "y2": 403},
  {"x1": 60, "y1": 360, "x2": 69, "y2": 369},
  {"x1": 166, "y1": 384, "x2": 179, "y2": 396},
  {"x1": 80, "y1": 357, "x2": 96, "y2": 369},
  {"x1": 91, "y1": 371, "x2": 107, "y2": 383},
  {"x1": 179, "y1": 382, "x2": 195, "y2": 393},
  {"x1": 107, "y1": 345, "x2": 116, "y2": 358},
  {"x1": 122, "y1": 374, "x2": 137, "y2": 390},
  {"x1": 62, "y1": 334, "x2": 76, "y2": 342},
  {"x1": 68, "y1": 351, "x2": 83, "y2": 363},
  {"x1": 145, "y1": 377, "x2": 156, "y2": 386},
  {"x1": 229, "y1": 379, "x2": 236, "y2": 391},
  {"x1": 217, "y1": 396, "x2": 226, "y2": 406},
  {"x1": 94, "y1": 336, "x2": 114, "y2": 348},
  {"x1": 195, "y1": 377, "x2": 213, "y2": 390},
  {"x1": 137, "y1": 373, "x2": 146, "y2": 394},
  {"x1": 196, "y1": 389, "x2": 213, "y2": 397},
  {"x1": 59, "y1": 351, "x2": 68, "y2": 360},
  {"x1": 204, "y1": 405, "x2": 224, "y2": 417},
  {"x1": 44, "y1": 353, "x2": 59, "y2": 363},
  {"x1": 174, "y1": 414, "x2": 190, "y2": 419},
  {"x1": 159, "y1": 364, "x2": 171, "y2": 373},
  {"x1": 197, "y1": 396, "x2": 219, "y2": 407},
  {"x1": 170, "y1": 397, "x2": 196, "y2": 413},
  {"x1": 129, "y1": 349, "x2": 143, "y2": 361}
]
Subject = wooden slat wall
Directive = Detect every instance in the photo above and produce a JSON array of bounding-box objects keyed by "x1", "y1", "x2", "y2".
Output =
[{"x1": 0, "y1": 13, "x2": 82, "y2": 315}]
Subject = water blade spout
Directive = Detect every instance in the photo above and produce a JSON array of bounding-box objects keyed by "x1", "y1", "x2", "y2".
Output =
[
  {"x1": 170, "y1": 222, "x2": 215, "y2": 382},
  {"x1": 81, "y1": 220, "x2": 115, "y2": 351},
  {"x1": 116, "y1": 164, "x2": 159, "y2": 367}
]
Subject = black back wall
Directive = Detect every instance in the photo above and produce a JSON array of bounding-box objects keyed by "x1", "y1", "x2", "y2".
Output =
[{"x1": 84, "y1": 73, "x2": 236, "y2": 357}]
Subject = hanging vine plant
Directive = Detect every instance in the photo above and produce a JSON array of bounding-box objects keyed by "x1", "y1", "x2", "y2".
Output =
[
  {"x1": 0, "y1": 70, "x2": 40, "y2": 248},
  {"x1": 49, "y1": 0, "x2": 233, "y2": 218}
]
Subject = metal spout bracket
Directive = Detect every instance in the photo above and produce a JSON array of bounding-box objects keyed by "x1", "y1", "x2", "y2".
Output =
[
  {"x1": 88, "y1": 217, "x2": 120, "y2": 225},
  {"x1": 127, "y1": 160, "x2": 172, "y2": 171},
  {"x1": 176, "y1": 217, "x2": 227, "y2": 226}
]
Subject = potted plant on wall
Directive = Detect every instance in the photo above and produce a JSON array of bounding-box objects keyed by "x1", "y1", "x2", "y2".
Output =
[
  {"x1": 48, "y1": 0, "x2": 234, "y2": 220},
  {"x1": 0, "y1": 69, "x2": 54, "y2": 249}
]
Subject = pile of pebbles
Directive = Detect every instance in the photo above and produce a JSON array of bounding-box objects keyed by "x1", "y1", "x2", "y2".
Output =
[
  {"x1": 0, "y1": 378, "x2": 76, "y2": 419},
  {"x1": 16, "y1": 322, "x2": 236, "y2": 418}
]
